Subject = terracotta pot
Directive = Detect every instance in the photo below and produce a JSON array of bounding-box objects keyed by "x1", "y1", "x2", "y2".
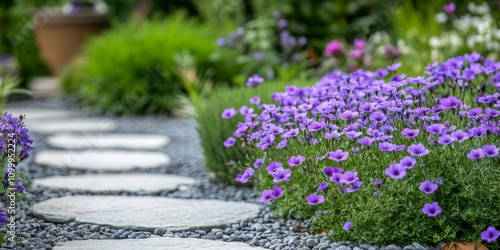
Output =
[
  {"x1": 440, "y1": 242, "x2": 489, "y2": 250},
  {"x1": 33, "y1": 8, "x2": 108, "y2": 75}
]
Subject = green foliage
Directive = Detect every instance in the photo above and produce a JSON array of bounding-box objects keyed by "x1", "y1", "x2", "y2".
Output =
[
  {"x1": 270, "y1": 0, "x2": 390, "y2": 50},
  {"x1": 62, "y1": 13, "x2": 240, "y2": 115},
  {"x1": 0, "y1": 76, "x2": 30, "y2": 112},
  {"x1": 196, "y1": 79, "x2": 315, "y2": 185}
]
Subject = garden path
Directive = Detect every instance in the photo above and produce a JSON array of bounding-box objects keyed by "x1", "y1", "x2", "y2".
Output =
[{"x1": 7, "y1": 108, "x2": 263, "y2": 250}]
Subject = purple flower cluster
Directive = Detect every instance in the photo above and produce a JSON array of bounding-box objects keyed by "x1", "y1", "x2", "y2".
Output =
[
  {"x1": 1, "y1": 112, "x2": 34, "y2": 226},
  {"x1": 223, "y1": 53, "x2": 500, "y2": 242}
]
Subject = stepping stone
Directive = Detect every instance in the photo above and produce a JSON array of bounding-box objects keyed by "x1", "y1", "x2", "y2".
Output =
[
  {"x1": 46, "y1": 133, "x2": 170, "y2": 149},
  {"x1": 28, "y1": 118, "x2": 116, "y2": 134},
  {"x1": 33, "y1": 174, "x2": 195, "y2": 192},
  {"x1": 35, "y1": 150, "x2": 170, "y2": 171},
  {"x1": 32, "y1": 196, "x2": 260, "y2": 232},
  {"x1": 54, "y1": 237, "x2": 266, "y2": 250},
  {"x1": 4, "y1": 108, "x2": 73, "y2": 120}
]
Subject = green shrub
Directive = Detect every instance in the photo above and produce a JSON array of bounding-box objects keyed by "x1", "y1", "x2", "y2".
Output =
[
  {"x1": 62, "y1": 12, "x2": 240, "y2": 115},
  {"x1": 196, "y1": 79, "x2": 315, "y2": 185}
]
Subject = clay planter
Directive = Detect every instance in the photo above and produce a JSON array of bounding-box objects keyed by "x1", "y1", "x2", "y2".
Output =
[
  {"x1": 441, "y1": 242, "x2": 489, "y2": 250},
  {"x1": 33, "y1": 9, "x2": 108, "y2": 75}
]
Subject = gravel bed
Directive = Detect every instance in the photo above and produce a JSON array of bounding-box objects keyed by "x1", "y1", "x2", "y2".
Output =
[{"x1": 5, "y1": 97, "x2": 438, "y2": 250}]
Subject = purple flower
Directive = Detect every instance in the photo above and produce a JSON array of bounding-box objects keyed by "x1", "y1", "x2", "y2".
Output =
[
  {"x1": 444, "y1": 3, "x2": 455, "y2": 13},
  {"x1": 328, "y1": 149, "x2": 349, "y2": 162},
  {"x1": 357, "y1": 136, "x2": 375, "y2": 146},
  {"x1": 347, "y1": 180, "x2": 363, "y2": 193},
  {"x1": 318, "y1": 182, "x2": 329, "y2": 191},
  {"x1": 379, "y1": 142, "x2": 399, "y2": 152},
  {"x1": 407, "y1": 143, "x2": 430, "y2": 157},
  {"x1": 350, "y1": 49, "x2": 363, "y2": 59},
  {"x1": 387, "y1": 62, "x2": 401, "y2": 71},
  {"x1": 282, "y1": 128, "x2": 299, "y2": 138},
  {"x1": 340, "y1": 171, "x2": 358, "y2": 184},
  {"x1": 235, "y1": 168, "x2": 254, "y2": 183},
  {"x1": 384, "y1": 163, "x2": 407, "y2": 179},
  {"x1": 272, "y1": 167, "x2": 291, "y2": 183},
  {"x1": 271, "y1": 186, "x2": 284, "y2": 198},
  {"x1": 246, "y1": 74, "x2": 264, "y2": 87},
  {"x1": 468, "y1": 126, "x2": 487, "y2": 138},
  {"x1": 369, "y1": 111, "x2": 387, "y2": 123},
  {"x1": 0, "y1": 211, "x2": 7, "y2": 226},
  {"x1": 483, "y1": 145, "x2": 499, "y2": 158},
  {"x1": 324, "y1": 40, "x2": 342, "y2": 57},
  {"x1": 239, "y1": 105, "x2": 254, "y2": 115},
  {"x1": 276, "y1": 139, "x2": 288, "y2": 149},
  {"x1": 401, "y1": 128, "x2": 420, "y2": 139},
  {"x1": 451, "y1": 130, "x2": 469, "y2": 142},
  {"x1": 330, "y1": 173, "x2": 343, "y2": 185},
  {"x1": 419, "y1": 180, "x2": 438, "y2": 195},
  {"x1": 345, "y1": 131, "x2": 362, "y2": 139},
  {"x1": 435, "y1": 178, "x2": 444, "y2": 185},
  {"x1": 250, "y1": 96, "x2": 260, "y2": 105},
  {"x1": 259, "y1": 190, "x2": 274, "y2": 202},
  {"x1": 399, "y1": 156, "x2": 416, "y2": 169},
  {"x1": 354, "y1": 39, "x2": 366, "y2": 49},
  {"x1": 439, "y1": 96, "x2": 462, "y2": 109},
  {"x1": 14, "y1": 179, "x2": 25, "y2": 194},
  {"x1": 266, "y1": 161, "x2": 283, "y2": 173},
  {"x1": 287, "y1": 155, "x2": 306, "y2": 167},
  {"x1": 485, "y1": 108, "x2": 500, "y2": 117},
  {"x1": 480, "y1": 226, "x2": 500, "y2": 243},
  {"x1": 217, "y1": 37, "x2": 226, "y2": 47},
  {"x1": 422, "y1": 202, "x2": 442, "y2": 217},
  {"x1": 373, "y1": 179, "x2": 383, "y2": 186},
  {"x1": 339, "y1": 110, "x2": 358, "y2": 120},
  {"x1": 373, "y1": 191, "x2": 379, "y2": 197},
  {"x1": 222, "y1": 108, "x2": 237, "y2": 119},
  {"x1": 426, "y1": 123, "x2": 446, "y2": 135},
  {"x1": 254, "y1": 158, "x2": 264, "y2": 168},
  {"x1": 467, "y1": 148, "x2": 484, "y2": 160},
  {"x1": 308, "y1": 121, "x2": 325, "y2": 132},
  {"x1": 343, "y1": 221, "x2": 352, "y2": 231},
  {"x1": 306, "y1": 193, "x2": 325, "y2": 205},
  {"x1": 437, "y1": 134, "x2": 454, "y2": 145},
  {"x1": 324, "y1": 167, "x2": 343, "y2": 177},
  {"x1": 223, "y1": 137, "x2": 236, "y2": 147},
  {"x1": 278, "y1": 19, "x2": 288, "y2": 28}
]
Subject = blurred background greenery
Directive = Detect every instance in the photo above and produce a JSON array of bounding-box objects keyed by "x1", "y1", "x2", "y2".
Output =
[{"x1": 2, "y1": 0, "x2": 500, "y2": 182}]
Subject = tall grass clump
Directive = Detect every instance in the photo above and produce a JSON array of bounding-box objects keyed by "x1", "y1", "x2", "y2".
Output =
[{"x1": 222, "y1": 53, "x2": 500, "y2": 247}]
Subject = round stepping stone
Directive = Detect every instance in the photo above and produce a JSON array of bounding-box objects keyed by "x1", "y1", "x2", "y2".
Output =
[
  {"x1": 35, "y1": 150, "x2": 170, "y2": 171},
  {"x1": 28, "y1": 118, "x2": 116, "y2": 134},
  {"x1": 32, "y1": 196, "x2": 260, "y2": 232},
  {"x1": 5, "y1": 108, "x2": 73, "y2": 120},
  {"x1": 33, "y1": 174, "x2": 195, "y2": 192},
  {"x1": 54, "y1": 237, "x2": 266, "y2": 250},
  {"x1": 46, "y1": 133, "x2": 170, "y2": 149}
]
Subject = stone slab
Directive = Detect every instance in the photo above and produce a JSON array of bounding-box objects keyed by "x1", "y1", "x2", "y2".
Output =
[
  {"x1": 35, "y1": 150, "x2": 170, "y2": 171},
  {"x1": 4, "y1": 108, "x2": 73, "y2": 120},
  {"x1": 33, "y1": 174, "x2": 195, "y2": 192},
  {"x1": 46, "y1": 133, "x2": 170, "y2": 149},
  {"x1": 32, "y1": 196, "x2": 260, "y2": 232},
  {"x1": 54, "y1": 237, "x2": 266, "y2": 250},
  {"x1": 28, "y1": 119, "x2": 116, "y2": 133}
]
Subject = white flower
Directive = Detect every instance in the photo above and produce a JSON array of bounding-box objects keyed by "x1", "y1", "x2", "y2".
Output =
[
  {"x1": 429, "y1": 37, "x2": 441, "y2": 48},
  {"x1": 435, "y1": 12, "x2": 447, "y2": 23}
]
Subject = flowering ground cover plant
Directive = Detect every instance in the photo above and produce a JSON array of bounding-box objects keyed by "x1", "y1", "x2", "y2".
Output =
[
  {"x1": 223, "y1": 53, "x2": 500, "y2": 246},
  {"x1": 0, "y1": 113, "x2": 33, "y2": 244}
]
